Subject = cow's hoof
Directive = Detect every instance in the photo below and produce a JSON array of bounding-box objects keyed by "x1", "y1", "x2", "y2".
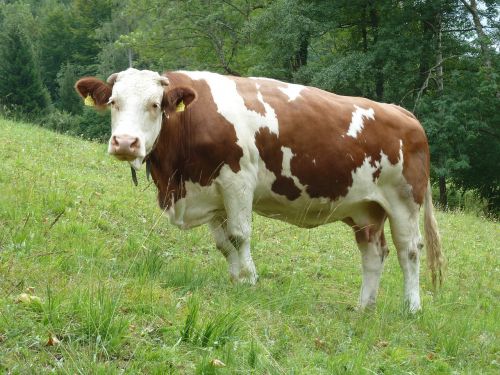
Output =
[
  {"x1": 237, "y1": 269, "x2": 258, "y2": 285},
  {"x1": 408, "y1": 303, "x2": 422, "y2": 314},
  {"x1": 356, "y1": 302, "x2": 376, "y2": 312}
]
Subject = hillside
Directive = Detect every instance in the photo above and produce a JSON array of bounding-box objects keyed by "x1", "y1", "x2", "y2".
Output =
[{"x1": 0, "y1": 118, "x2": 498, "y2": 374}]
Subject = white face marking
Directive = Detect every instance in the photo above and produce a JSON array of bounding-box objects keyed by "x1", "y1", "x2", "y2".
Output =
[
  {"x1": 108, "y1": 68, "x2": 165, "y2": 167},
  {"x1": 346, "y1": 105, "x2": 375, "y2": 138}
]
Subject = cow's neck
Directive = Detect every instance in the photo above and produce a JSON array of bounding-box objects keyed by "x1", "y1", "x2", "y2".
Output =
[{"x1": 147, "y1": 114, "x2": 189, "y2": 208}]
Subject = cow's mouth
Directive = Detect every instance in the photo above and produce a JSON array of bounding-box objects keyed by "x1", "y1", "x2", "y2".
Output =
[{"x1": 112, "y1": 153, "x2": 137, "y2": 162}]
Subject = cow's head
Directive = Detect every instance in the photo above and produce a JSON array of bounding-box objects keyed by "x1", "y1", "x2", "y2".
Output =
[{"x1": 75, "y1": 68, "x2": 196, "y2": 169}]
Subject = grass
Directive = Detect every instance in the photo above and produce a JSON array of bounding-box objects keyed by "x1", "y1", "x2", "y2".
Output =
[{"x1": 0, "y1": 118, "x2": 498, "y2": 374}]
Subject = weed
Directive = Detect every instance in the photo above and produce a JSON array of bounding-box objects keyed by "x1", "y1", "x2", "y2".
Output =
[{"x1": 74, "y1": 283, "x2": 128, "y2": 358}]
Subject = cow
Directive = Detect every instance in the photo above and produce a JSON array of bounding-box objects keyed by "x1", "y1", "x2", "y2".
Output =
[{"x1": 75, "y1": 68, "x2": 444, "y2": 312}]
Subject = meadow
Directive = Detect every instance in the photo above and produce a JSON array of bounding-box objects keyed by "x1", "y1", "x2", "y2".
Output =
[{"x1": 0, "y1": 118, "x2": 498, "y2": 374}]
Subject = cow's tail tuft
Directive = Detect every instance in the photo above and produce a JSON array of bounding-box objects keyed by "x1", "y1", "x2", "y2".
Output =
[{"x1": 424, "y1": 181, "x2": 446, "y2": 289}]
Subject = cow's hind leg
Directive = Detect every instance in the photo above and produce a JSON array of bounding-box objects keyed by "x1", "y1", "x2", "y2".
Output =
[
  {"x1": 345, "y1": 202, "x2": 389, "y2": 309},
  {"x1": 388, "y1": 204, "x2": 423, "y2": 312}
]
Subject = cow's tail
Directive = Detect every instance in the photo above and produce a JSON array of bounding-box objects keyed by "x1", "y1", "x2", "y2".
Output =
[{"x1": 423, "y1": 180, "x2": 445, "y2": 289}]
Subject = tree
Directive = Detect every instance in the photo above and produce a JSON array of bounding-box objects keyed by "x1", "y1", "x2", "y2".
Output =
[
  {"x1": 38, "y1": 0, "x2": 75, "y2": 99},
  {"x1": 57, "y1": 62, "x2": 82, "y2": 114},
  {"x1": 0, "y1": 24, "x2": 50, "y2": 115}
]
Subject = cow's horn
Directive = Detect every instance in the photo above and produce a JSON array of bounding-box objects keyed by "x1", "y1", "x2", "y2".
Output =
[
  {"x1": 158, "y1": 76, "x2": 169, "y2": 86},
  {"x1": 107, "y1": 73, "x2": 119, "y2": 85}
]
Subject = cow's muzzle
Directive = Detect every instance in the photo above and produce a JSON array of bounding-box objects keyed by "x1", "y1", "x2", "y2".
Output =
[{"x1": 109, "y1": 135, "x2": 141, "y2": 161}]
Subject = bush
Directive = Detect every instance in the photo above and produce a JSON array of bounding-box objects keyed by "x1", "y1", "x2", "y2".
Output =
[
  {"x1": 77, "y1": 108, "x2": 111, "y2": 142},
  {"x1": 432, "y1": 183, "x2": 489, "y2": 216},
  {"x1": 41, "y1": 109, "x2": 81, "y2": 134},
  {"x1": 40, "y1": 108, "x2": 110, "y2": 142}
]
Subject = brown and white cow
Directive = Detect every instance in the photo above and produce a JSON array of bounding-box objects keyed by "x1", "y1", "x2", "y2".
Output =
[{"x1": 75, "y1": 68, "x2": 444, "y2": 312}]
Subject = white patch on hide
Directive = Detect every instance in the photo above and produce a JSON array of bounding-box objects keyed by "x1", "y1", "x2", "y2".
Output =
[
  {"x1": 280, "y1": 146, "x2": 305, "y2": 192},
  {"x1": 181, "y1": 71, "x2": 279, "y2": 136},
  {"x1": 250, "y1": 77, "x2": 306, "y2": 102},
  {"x1": 281, "y1": 146, "x2": 294, "y2": 177},
  {"x1": 278, "y1": 83, "x2": 305, "y2": 102},
  {"x1": 346, "y1": 105, "x2": 375, "y2": 138},
  {"x1": 167, "y1": 179, "x2": 222, "y2": 229}
]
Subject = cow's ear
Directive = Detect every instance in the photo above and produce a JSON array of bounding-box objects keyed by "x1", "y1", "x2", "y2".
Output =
[
  {"x1": 75, "y1": 77, "x2": 112, "y2": 110},
  {"x1": 163, "y1": 86, "x2": 197, "y2": 114}
]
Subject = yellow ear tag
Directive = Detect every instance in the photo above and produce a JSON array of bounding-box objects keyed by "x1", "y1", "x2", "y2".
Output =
[
  {"x1": 84, "y1": 95, "x2": 95, "y2": 107},
  {"x1": 176, "y1": 100, "x2": 185, "y2": 112}
]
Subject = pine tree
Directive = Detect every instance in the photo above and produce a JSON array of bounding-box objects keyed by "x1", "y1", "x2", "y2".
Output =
[
  {"x1": 57, "y1": 62, "x2": 82, "y2": 115},
  {"x1": 0, "y1": 25, "x2": 50, "y2": 115}
]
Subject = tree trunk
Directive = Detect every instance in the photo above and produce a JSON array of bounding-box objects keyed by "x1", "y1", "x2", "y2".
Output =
[
  {"x1": 460, "y1": 0, "x2": 497, "y2": 96},
  {"x1": 436, "y1": 11, "x2": 447, "y2": 209},
  {"x1": 460, "y1": 0, "x2": 492, "y2": 70},
  {"x1": 439, "y1": 175, "x2": 447, "y2": 208},
  {"x1": 436, "y1": 14, "x2": 444, "y2": 95},
  {"x1": 369, "y1": 1, "x2": 384, "y2": 101},
  {"x1": 417, "y1": 6, "x2": 435, "y2": 96},
  {"x1": 291, "y1": 31, "x2": 309, "y2": 72},
  {"x1": 127, "y1": 49, "x2": 133, "y2": 68}
]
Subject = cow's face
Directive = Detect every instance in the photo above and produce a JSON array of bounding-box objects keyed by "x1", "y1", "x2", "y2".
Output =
[{"x1": 75, "y1": 68, "x2": 195, "y2": 169}]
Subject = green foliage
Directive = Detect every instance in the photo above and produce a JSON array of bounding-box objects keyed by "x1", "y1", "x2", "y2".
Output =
[
  {"x1": 41, "y1": 108, "x2": 81, "y2": 133},
  {"x1": 37, "y1": 0, "x2": 74, "y2": 98},
  {"x1": 41, "y1": 107, "x2": 110, "y2": 141},
  {"x1": 0, "y1": 24, "x2": 50, "y2": 116},
  {"x1": 57, "y1": 62, "x2": 83, "y2": 114},
  {"x1": 77, "y1": 108, "x2": 111, "y2": 141}
]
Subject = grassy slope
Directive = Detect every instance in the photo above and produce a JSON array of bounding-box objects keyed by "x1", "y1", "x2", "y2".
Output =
[{"x1": 0, "y1": 118, "x2": 498, "y2": 374}]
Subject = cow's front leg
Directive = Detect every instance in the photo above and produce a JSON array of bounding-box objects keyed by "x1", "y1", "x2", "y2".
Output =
[
  {"x1": 208, "y1": 216, "x2": 240, "y2": 282},
  {"x1": 223, "y1": 183, "x2": 258, "y2": 284},
  {"x1": 230, "y1": 234, "x2": 258, "y2": 284},
  {"x1": 208, "y1": 215, "x2": 257, "y2": 284},
  {"x1": 209, "y1": 172, "x2": 258, "y2": 284}
]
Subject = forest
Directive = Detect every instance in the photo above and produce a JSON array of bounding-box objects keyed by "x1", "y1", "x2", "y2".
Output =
[{"x1": 0, "y1": 0, "x2": 498, "y2": 214}]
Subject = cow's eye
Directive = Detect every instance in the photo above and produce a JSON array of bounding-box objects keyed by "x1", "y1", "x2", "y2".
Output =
[
  {"x1": 108, "y1": 100, "x2": 115, "y2": 106},
  {"x1": 152, "y1": 103, "x2": 159, "y2": 109}
]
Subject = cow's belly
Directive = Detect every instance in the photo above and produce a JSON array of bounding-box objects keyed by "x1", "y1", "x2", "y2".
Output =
[
  {"x1": 166, "y1": 148, "x2": 408, "y2": 229},
  {"x1": 253, "y1": 197, "x2": 341, "y2": 227},
  {"x1": 253, "y1": 151, "x2": 407, "y2": 227},
  {"x1": 253, "y1": 191, "x2": 364, "y2": 228},
  {"x1": 166, "y1": 181, "x2": 223, "y2": 229}
]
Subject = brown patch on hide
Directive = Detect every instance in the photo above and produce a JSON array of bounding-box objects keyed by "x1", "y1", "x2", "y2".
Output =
[
  {"x1": 229, "y1": 76, "x2": 267, "y2": 116},
  {"x1": 148, "y1": 72, "x2": 243, "y2": 209},
  {"x1": 254, "y1": 128, "x2": 301, "y2": 200},
  {"x1": 239, "y1": 77, "x2": 428, "y2": 204}
]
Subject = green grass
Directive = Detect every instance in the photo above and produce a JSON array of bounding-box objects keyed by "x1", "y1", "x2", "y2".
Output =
[{"x1": 0, "y1": 118, "x2": 498, "y2": 374}]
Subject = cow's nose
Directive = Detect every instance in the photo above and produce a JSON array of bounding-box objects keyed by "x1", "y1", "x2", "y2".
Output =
[{"x1": 110, "y1": 135, "x2": 140, "y2": 160}]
